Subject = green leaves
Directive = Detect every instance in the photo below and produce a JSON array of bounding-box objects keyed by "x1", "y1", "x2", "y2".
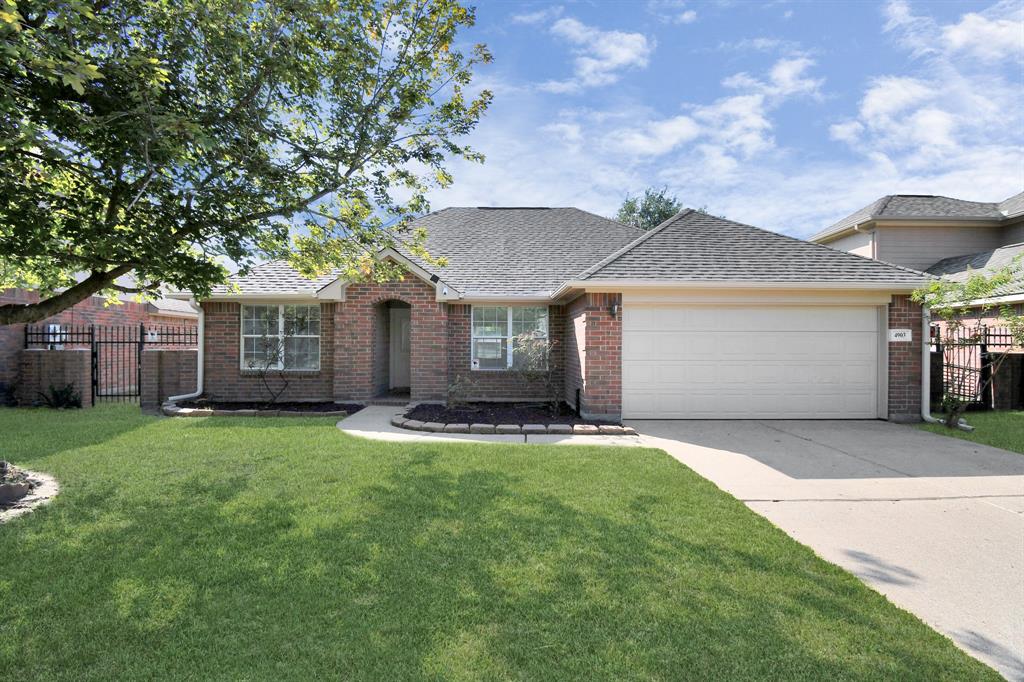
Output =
[
  {"x1": 616, "y1": 187, "x2": 684, "y2": 230},
  {"x1": 0, "y1": 0, "x2": 490, "y2": 323}
]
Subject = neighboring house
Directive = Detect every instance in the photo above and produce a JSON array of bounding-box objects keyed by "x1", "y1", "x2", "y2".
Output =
[
  {"x1": 0, "y1": 288, "x2": 198, "y2": 403},
  {"x1": 811, "y1": 191, "x2": 1024, "y2": 320},
  {"x1": 176, "y1": 207, "x2": 929, "y2": 422}
]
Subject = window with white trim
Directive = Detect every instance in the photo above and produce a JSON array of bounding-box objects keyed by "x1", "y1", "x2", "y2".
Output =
[
  {"x1": 241, "y1": 304, "x2": 321, "y2": 371},
  {"x1": 471, "y1": 306, "x2": 548, "y2": 370}
]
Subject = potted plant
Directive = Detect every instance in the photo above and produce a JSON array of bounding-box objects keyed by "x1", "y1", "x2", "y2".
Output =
[{"x1": 0, "y1": 460, "x2": 33, "y2": 505}]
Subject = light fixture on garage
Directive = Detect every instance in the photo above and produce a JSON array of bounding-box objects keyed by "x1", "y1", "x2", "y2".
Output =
[{"x1": 609, "y1": 303, "x2": 619, "y2": 319}]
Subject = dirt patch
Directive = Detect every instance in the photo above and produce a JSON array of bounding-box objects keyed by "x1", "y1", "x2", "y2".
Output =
[
  {"x1": 405, "y1": 402, "x2": 615, "y2": 426},
  {"x1": 180, "y1": 400, "x2": 364, "y2": 414}
]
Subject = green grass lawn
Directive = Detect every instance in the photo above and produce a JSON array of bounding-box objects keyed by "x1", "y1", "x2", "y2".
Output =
[
  {"x1": 0, "y1": 406, "x2": 997, "y2": 681},
  {"x1": 919, "y1": 410, "x2": 1024, "y2": 455}
]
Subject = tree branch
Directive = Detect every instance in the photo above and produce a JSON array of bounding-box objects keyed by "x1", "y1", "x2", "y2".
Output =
[{"x1": 0, "y1": 264, "x2": 134, "y2": 325}]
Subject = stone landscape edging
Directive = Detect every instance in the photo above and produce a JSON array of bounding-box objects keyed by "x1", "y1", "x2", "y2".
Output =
[
  {"x1": 162, "y1": 401, "x2": 353, "y2": 418},
  {"x1": 390, "y1": 415, "x2": 637, "y2": 436}
]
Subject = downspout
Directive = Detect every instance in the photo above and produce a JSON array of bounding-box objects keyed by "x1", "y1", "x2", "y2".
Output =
[
  {"x1": 921, "y1": 306, "x2": 973, "y2": 430},
  {"x1": 167, "y1": 300, "x2": 204, "y2": 403}
]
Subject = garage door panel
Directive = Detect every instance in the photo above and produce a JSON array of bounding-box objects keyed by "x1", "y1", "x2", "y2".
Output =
[{"x1": 622, "y1": 305, "x2": 879, "y2": 419}]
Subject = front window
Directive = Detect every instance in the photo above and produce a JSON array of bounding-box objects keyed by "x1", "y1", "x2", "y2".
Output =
[
  {"x1": 471, "y1": 306, "x2": 548, "y2": 370},
  {"x1": 241, "y1": 304, "x2": 321, "y2": 371}
]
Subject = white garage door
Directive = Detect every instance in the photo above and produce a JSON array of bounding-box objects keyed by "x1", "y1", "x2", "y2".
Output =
[{"x1": 622, "y1": 305, "x2": 880, "y2": 419}]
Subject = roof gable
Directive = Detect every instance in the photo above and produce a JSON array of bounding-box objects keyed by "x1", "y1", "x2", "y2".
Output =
[{"x1": 580, "y1": 210, "x2": 928, "y2": 286}]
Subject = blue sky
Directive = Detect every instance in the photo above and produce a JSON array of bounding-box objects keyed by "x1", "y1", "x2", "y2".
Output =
[{"x1": 428, "y1": 0, "x2": 1024, "y2": 238}]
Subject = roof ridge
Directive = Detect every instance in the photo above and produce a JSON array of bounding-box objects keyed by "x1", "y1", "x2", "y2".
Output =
[
  {"x1": 875, "y1": 194, "x2": 895, "y2": 216},
  {"x1": 715, "y1": 212, "x2": 935, "y2": 278},
  {"x1": 575, "y1": 209, "x2": 695, "y2": 280}
]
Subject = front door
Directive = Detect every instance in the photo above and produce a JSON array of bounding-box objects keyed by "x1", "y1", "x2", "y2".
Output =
[{"x1": 389, "y1": 307, "x2": 411, "y2": 389}]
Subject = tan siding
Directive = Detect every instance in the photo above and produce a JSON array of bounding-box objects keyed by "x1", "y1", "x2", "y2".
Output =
[
  {"x1": 1002, "y1": 219, "x2": 1024, "y2": 245},
  {"x1": 876, "y1": 225, "x2": 1005, "y2": 270},
  {"x1": 827, "y1": 230, "x2": 873, "y2": 257}
]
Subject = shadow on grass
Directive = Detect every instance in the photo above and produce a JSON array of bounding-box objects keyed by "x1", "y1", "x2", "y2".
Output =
[{"x1": 0, "y1": 439, "x2": 997, "y2": 681}]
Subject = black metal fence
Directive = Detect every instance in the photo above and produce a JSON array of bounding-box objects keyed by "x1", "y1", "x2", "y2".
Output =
[
  {"x1": 930, "y1": 324, "x2": 1018, "y2": 405},
  {"x1": 25, "y1": 323, "x2": 198, "y2": 402}
]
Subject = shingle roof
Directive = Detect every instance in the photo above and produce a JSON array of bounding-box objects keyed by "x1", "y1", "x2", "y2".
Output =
[
  {"x1": 579, "y1": 210, "x2": 929, "y2": 285},
  {"x1": 149, "y1": 297, "x2": 199, "y2": 316},
  {"x1": 396, "y1": 207, "x2": 642, "y2": 296},
  {"x1": 813, "y1": 193, "x2": 1016, "y2": 242},
  {"x1": 926, "y1": 243, "x2": 1024, "y2": 297},
  {"x1": 999, "y1": 191, "x2": 1024, "y2": 218},
  {"x1": 211, "y1": 260, "x2": 341, "y2": 296}
]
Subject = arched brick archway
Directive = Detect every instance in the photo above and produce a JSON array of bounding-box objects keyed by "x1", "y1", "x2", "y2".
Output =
[{"x1": 332, "y1": 277, "x2": 448, "y2": 402}]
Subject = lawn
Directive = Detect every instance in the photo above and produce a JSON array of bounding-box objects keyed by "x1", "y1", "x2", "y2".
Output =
[
  {"x1": 0, "y1": 406, "x2": 997, "y2": 681},
  {"x1": 920, "y1": 410, "x2": 1024, "y2": 455}
]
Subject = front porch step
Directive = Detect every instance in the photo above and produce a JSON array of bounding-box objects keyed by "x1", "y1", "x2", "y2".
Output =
[{"x1": 365, "y1": 398, "x2": 411, "y2": 407}]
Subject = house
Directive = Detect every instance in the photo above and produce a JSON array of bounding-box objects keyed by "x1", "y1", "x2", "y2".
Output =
[
  {"x1": 0, "y1": 288, "x2": 198, "y2": 404},
  {"x1": 179, "y1": 207, "x2": 930, "y2": 421},
  {"x1": 811, "y1": 191, "x2": 1024, "y2": 319}
]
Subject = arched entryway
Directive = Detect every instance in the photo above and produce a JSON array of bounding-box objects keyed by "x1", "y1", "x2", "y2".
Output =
[{"x1": 373, "y1": 300, "x2": 411, "y2": 399}]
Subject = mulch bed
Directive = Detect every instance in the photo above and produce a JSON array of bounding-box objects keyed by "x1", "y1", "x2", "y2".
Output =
[
  {"x1": 405, "y1": 401, "x2": 615, "y2": 426},
  {"x1": 179, "y1": 400, "x2": 364, "y2": 414}
]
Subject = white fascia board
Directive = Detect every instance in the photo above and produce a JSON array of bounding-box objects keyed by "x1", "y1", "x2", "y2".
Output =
[
  {"x1": 458, "y1": 293, "x2": 553, "y2": 304},
  {"x1": 957, "y1": 292, "x2": 1024, "y2": 307},
  {"x1": 315, "y1": 278, "x2": 348, "y2": 301},
  {"x1": 565, "y1": 279, "x2": 923, "y2": 292}
]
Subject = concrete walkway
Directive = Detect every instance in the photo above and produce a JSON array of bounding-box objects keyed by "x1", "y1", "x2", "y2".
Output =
[
  {"x1": 338, "y1": 406, "x2": 643, "y2": 447},
  {"x1": 636, "y1": 419, "x2": 1024, "y2": 680}
]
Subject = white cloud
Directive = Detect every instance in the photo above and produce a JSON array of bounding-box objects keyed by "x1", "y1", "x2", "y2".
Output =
[
  {"x1": 511, "y1": 6, "x2": 563, "y2": 25},
  {"x1": 647, "y1": 0, "x2": 698, "y2": 24},
  {"x1": 541, "y1": 121, "x2": 583, "y2": 143},
  {"x1": 539, "y1": 18, "x2": 654, "y2": 93},
  {"x1": 606, "y1": 115, "x2": 700, "y2": 156},
  {"x1": 943, "y1": 10, "x2": 1024, "y2": 62},
  {"x1": 829, "y1": 120, "x2": 863, "y2": 145}
]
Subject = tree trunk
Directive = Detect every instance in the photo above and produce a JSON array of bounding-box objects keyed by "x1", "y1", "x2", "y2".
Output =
[{"x1": 0, "y1": 265, "x2": 134, "y2": 325}]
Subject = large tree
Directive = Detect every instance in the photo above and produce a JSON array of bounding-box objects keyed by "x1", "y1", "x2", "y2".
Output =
[
  {"x1": 615, "y1": 187, "x2": 682, "y2": 230},
  {"x1": 0, "y1": 0, "x2": 491, "y2": 324}
]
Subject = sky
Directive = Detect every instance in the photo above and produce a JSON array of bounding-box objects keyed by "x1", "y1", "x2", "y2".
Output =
[{"x1": 427, "y1": 0, "x2": 1024, "y2": 238}]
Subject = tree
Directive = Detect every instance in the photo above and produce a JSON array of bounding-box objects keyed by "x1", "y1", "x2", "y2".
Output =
[
  {"x1": 912, "y1": 258, "x2": 1024, "y2": 428},
  {"x1": 511, "y1": 332, "x2": 560, "y2": 415},
  {"x1": 0, "y1": 0, "x2": 491, "y2": 325},
  {"x1": 616, "y1": 187, "x2": 683, "y2": 230}
]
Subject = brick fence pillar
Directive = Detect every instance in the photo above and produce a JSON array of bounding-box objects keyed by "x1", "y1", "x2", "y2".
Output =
[
  {"x1": 16, "y1": 349, "x2": 94, "y2": 408},
  {"x1": 888, "y1": 295, "x2": 923, "y2": 422},
  {"x1": 141, "y1": 349, "x2": 198, "y2": 411}
]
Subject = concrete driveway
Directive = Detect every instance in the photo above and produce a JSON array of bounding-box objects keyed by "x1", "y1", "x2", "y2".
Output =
[{"x1": 635, "y1": 419, "x2": 1024, "y2": 680}]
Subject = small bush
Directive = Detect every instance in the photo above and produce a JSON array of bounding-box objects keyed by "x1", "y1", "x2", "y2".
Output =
[{"x1": 38, "y1": 382, "x2": 82, "y2": 409}]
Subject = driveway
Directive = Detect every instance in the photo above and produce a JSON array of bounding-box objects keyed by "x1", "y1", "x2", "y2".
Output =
[{"x1": 635, "y1": 419, "x2": 1024, "y2": 680}]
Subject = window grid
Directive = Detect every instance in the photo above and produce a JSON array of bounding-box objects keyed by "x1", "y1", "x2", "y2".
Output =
[
  {"x1": 471, "y1": 306, "x2": 548, "y2": 370},
  {"x1": 241, "y1": 304, "x2": 321, "y2": 371}
]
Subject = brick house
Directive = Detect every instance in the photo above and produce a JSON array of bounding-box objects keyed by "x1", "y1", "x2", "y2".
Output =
[
  {"x1": 0, "y1": 288, "x2": 197, "y2": 404},
  {"x1": 177, "y1": 207, "x2": 930, "y2": 421}
]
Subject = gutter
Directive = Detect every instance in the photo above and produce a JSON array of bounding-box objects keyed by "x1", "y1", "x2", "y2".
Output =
[
  {"x1": 920, "y1": 306, "x2": 973, "y2": 431},
  {"x1": 167, "y1": 300, "x2": 204, "y2": 403}
]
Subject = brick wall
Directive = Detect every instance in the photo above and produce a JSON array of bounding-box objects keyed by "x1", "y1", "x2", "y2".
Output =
[
  {"x1": 578, "y1": 293, "x2": 622, "y2": 419},
  {"x1": 16, "y1": 349, "x2": 93, "y2": 407},
  {"x1": 564, "y1": 295, "x2": 586, "y2": 409},
  {"x1": 888, "y1": 295, "x2": 923, "y2": 422},
  {"x1": 334, "y1": 278, "x2": 448, "y2": 402},
  {"x1": 992, "y1": 353, "x2": 1024, "y2": 410},
  {"x1": 447, "y1": 304, "x2": 566, "y2": 401},
  {"x1": 140, "y1": 349, "x2": 198, "y2": 411},
  {"x1": 202, "y1": 301, "x2": 336, "y2": 402},
  {"x1": 0, "y1": 287, "x2": 196, "y2": 405}
]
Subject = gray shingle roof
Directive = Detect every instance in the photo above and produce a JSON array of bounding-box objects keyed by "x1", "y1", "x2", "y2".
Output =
[
  {"x1": 396, "y1": 207, "x2": 642, "y2": 296},
  {"x1": 211, "y1": 260, "x2": 341, "y2": 296},
  {"x1": 999, "y1": 191, "x2": 1024, "y2": 218},
  {"x1": 579, "y1": 210, "x2": 929, "y2": 285},
  {"x1": 926, "y1": 242, "x2": 1024, "y2": 297},
  {"x1": 813, "y1": 193, "x2": 1015, "y2": 242},
  {"x1": 149, "y1": 297, "x2": 199, "y2": 316}
]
